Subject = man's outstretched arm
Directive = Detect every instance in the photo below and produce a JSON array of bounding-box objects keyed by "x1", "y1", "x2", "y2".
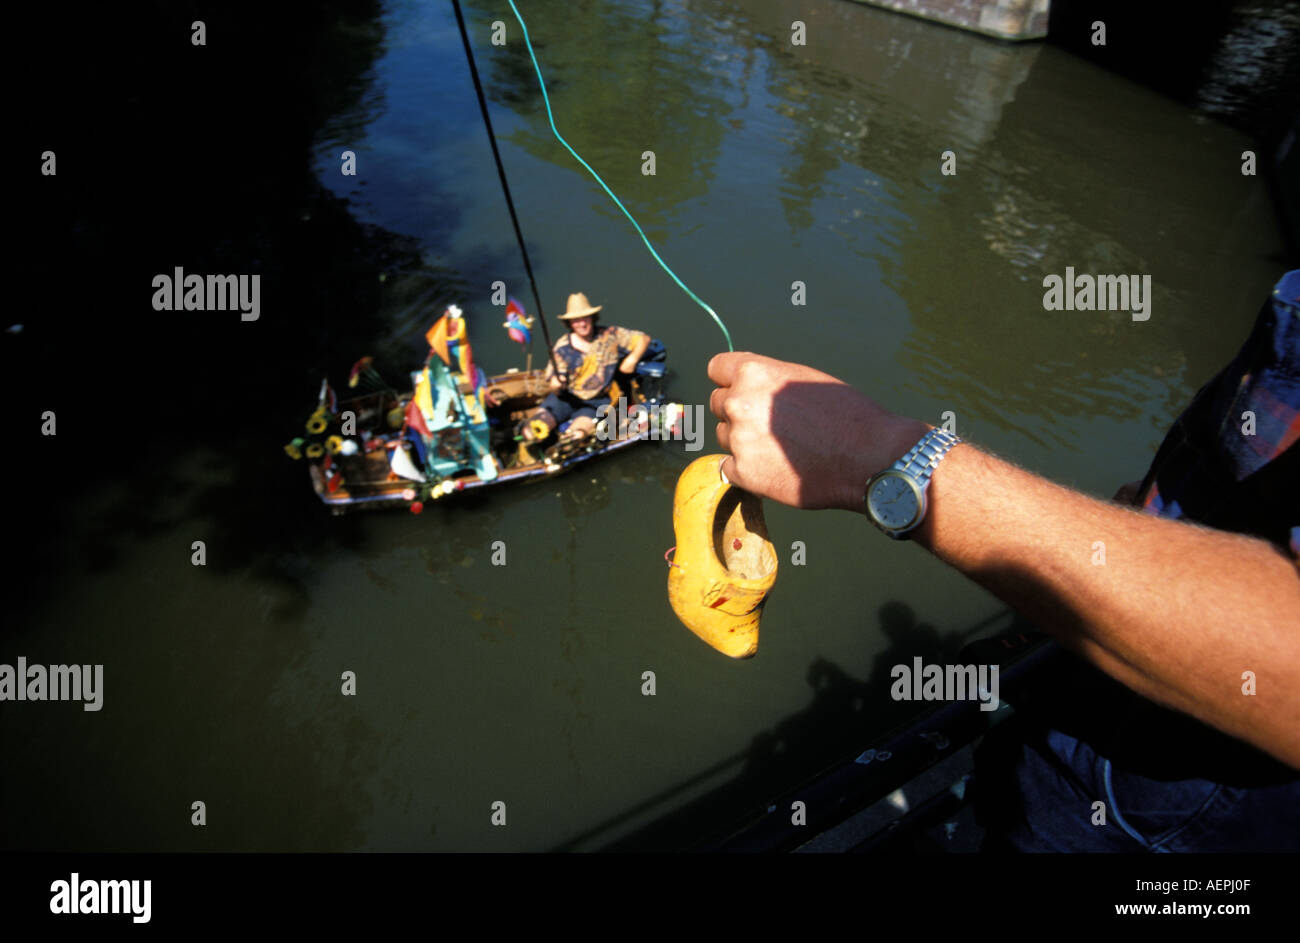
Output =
[
  {"x1": 708, "y1": 352, "x2": 1300, "y2": 769},
  {"x1": 618, "y1": 330, "x2": 652, "y2": 374}
]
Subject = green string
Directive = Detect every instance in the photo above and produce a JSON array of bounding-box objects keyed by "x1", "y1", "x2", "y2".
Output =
[{"x1": 505, "y1": 0, "x2": 734, "y2": 352}]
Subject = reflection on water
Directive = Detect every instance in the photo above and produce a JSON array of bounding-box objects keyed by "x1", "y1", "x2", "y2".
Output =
[{"x1": 6, "y1": 0, "x2": 1291, "y2": 851}]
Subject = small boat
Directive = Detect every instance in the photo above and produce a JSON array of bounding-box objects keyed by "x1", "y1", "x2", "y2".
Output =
[{"x1": 285, "y1": 315, "x2": 681, "y2": 513}]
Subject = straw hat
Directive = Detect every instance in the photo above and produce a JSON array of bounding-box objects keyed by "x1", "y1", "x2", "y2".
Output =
[{"x1": 559, "y1": 292, "x2": 603, "y2": 319}]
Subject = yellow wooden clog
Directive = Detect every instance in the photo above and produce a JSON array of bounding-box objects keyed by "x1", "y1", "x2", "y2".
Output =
[{"x1": 668, "y1": 454, "x2": 778, "y2": 659}]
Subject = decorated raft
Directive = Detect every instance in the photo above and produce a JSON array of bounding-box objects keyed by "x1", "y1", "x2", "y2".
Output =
[{"x1": 285, "y1": 303, "x2": 682, "y2": 513}]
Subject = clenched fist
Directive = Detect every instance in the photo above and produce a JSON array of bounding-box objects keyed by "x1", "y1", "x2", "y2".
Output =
[{"x1": 707, "y1": 352, "x2": 928, "y2": 513}]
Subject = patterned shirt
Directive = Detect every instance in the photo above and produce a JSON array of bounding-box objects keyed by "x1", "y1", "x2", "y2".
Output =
[
  {"x1": 1133, "y1": 268, "x2": 1300, "y2": 559},
  {"x1": 544, "y1": 324, "x2": 649, "y2": 401}
]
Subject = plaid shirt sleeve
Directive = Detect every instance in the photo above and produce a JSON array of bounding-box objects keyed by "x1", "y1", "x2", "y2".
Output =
[{"x1": 1133, "y1": 269, "x2": 1300, "y2": 559}]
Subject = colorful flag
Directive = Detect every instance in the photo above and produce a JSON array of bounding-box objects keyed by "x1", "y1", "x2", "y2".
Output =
[
  {"x1": 347, "y1": 356, "x2": 374, "y2": 389},
  {"x1": 426, "y1": 314, "x2": 451, "y2": 368},
  {"x1": 405, "y1": 398, "x2": 432, "y2": 442},
  {"x1": 472, "y1": 365, "x2": 488, "y2": 410},
  {"x1": 433, "y1": 307, "x2": 472, "y2": 380},
  {"x1": 389, "y1": 442, "x2": 426, "y2": 482},
  {"x1": 447, "y1": 330, "x2": 474, "y2": 381},
  {"x1": 504, "y1": 298, "x2": 531, "y2": 345},
  {"x1": 455, "y1": 342, "x2": 475, "y2": 381},
  {"x1": 414, "y1": 368, "x2": 436, "y2": 424},
  {"x1": 426, "y1": 305, "x2": 465, "y2": 369}
]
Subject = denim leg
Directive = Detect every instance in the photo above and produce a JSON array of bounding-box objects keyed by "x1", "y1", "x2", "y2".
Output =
[
  {"x1": 975, "y1": 722, "x2": 1145, "y2": 852},
  {"x1": 977, "y1": 719, "x2": 1300, "y2": 852},
  {"x1": 539, "y1": 392, "x2": 576, "y2": 426}
]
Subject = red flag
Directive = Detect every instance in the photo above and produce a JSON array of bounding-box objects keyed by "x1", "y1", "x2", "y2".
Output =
[
  {"x1": 405, "y1": 399, "x2": 432, "y2": 441},
  {"x1": 347, "y1": 356, "x2": 374, "y2": 389}
]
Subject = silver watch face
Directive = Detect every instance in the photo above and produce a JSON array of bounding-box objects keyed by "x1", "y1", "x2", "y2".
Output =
[{"x1": 868, "y1": 473, "x2": 921, "y2": 530}]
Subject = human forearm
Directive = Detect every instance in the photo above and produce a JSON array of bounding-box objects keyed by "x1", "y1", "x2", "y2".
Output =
[
  {"x1": 707, "y1": 351, "x2": 1300, "y2": 768},
  {"x1": 545, "y1": 355, "x2": 565, "y2": 389},
  {"x1": 620, "y1": 334, "x2": 651, "y2": 372},
  {"x1": 910, "y1": 440, "x2": 1300, "y2": 768}
]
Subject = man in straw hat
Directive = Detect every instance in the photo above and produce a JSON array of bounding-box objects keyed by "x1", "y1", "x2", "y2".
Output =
[{"x1": 521, "y1": 292, "x2": 651, "y2": 444}]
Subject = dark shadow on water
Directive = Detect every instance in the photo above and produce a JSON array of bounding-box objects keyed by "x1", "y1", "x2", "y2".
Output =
[
  {"x1": 1049, "y1": 0, "x2": 1300, "y2": 152},
  {"x1": 554, "y1": 600, "x2": 1003, "y2": 852},
  {"x1": 7, "y1": 0, "x2": 518, "y2": 619},
  {"x1": 1, "y1": 0, "x2": 512, "y2": 852}
]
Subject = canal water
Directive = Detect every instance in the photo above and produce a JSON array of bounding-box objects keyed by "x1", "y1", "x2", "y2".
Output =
[{"x1": 3, "y1": 0, "x2": 1289, "y2": 851}]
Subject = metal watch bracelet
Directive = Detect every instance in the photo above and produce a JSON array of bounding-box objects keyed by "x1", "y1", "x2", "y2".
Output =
[{"x1": 895, "y1": 427, "x2": 961, "y2": 490}]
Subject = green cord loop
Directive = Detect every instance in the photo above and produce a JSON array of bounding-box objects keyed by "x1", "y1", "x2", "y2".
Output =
[{"x1": 506, "y1": 0, "x2": 734, "y2": 353}]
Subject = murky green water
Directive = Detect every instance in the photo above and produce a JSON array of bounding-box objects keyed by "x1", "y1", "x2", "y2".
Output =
[{"x1": 3, "y1": 0, "x2": 1287, "y2": 851}]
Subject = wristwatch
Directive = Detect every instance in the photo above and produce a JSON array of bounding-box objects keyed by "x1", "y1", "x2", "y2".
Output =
[{"x1": 864, "y1": 428, "x2": 962, "y2": 539}]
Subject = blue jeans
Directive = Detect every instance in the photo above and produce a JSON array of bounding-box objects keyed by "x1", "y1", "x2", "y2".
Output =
[
  {"x1": 974, "y1": 713, "x2": 1300, "y2": 852},
  {"x1": 539, "y1": 391, "x2": 611, "y2": 428}
]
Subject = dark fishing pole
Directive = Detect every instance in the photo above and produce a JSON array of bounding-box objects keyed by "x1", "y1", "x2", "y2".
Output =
[{"x1": 451, "y1": 0, "x2": 561, "y2": 381}]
